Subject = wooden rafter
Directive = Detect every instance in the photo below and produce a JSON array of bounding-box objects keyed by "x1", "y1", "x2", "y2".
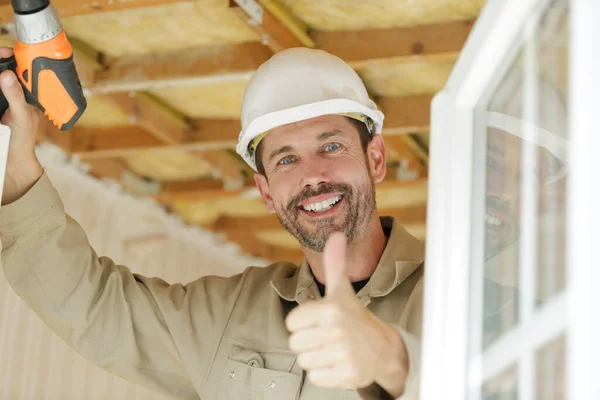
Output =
[
  {"x1": 378, "y1": 94, "x2": 433, "y2": 135},
  {"x1": 57, "y1": 93, "x2": 430, "y2": 161},
  {"x1": 208, "y1": 204, "x2": 427, "y2": 232},
  {"x1": 88, "y1": 91, "x2": 244, "y2": 186},
  {"x1": 224, "y1": 230, "x2": 305, "y2": 263},
  {"x1": 86, "y1": 21, "x2": 472, "y2": 94},
  {"x1": 100, "y1": 92, "x2": 190, "y2": 144},
  {"x1": 94, "y1": 42, "x2": 273, "y2": 93},
  {"x1": 0, "y1": 0, "x2": 183, "y2": 24},
  {"x1": 40, "y1": 117, "x2": 240, "y2": 155},
  {"x1": 153, "y1": 177, "x2": 428, "y2": 203},
  {"x1": 313, "y1": 20, "x2": 474, "y2": 69}
]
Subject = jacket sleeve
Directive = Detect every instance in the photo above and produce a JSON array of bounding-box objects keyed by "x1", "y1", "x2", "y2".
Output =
[{"x1": 0, "y1": 172, "x2": 246, "y2": 400}]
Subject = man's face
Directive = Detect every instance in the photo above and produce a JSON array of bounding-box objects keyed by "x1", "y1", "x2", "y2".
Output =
[
  {"x1": 254, "y1": 115, "x2": 387, "y2": 252},
  {"x1": 485, "y1": 129, "x2": 550, "y2": 260}
]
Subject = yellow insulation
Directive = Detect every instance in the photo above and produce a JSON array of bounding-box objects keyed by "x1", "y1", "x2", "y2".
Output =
[
  {"x1": 62, "y1": 0, "x2": 259, "y2": 58},
  {"x1": 124, "y1": 150, "x2": 214, "y2": 181}
]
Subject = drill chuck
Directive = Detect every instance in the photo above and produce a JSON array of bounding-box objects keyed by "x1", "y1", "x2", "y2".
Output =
[
  {"x1": 13, "y1": 2, "x2": 61, "y2": 44},
  {"x1": 11, "y1": 0, "x2": 49, "y2": 15}
]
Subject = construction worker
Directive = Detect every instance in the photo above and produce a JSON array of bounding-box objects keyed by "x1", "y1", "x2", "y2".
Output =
[{"x1": 0, "y1": 46, "x2": 424, "y2": 400}]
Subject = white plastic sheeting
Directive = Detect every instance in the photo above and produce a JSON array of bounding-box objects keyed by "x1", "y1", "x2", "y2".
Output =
[{"x1": 0, "y1": 143, "x2": 269, "y2": 400}]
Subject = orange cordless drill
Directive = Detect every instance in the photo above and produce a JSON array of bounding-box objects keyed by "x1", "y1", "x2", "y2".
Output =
[{"x1": 0, "y1": 0, "x2": 87, "y2": 130}]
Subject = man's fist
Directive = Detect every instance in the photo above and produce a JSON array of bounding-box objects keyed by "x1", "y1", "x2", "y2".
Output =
[
  {"x1": 286, "y1": 232, "x2": 409, "y2": 397},
  {"x1": 0, "y1": 46, "x2": 43, "y2": 205}
]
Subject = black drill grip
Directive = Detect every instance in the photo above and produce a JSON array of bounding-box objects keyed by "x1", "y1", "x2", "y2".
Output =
[{"x1": 0, "y1": 55, "x2": 36, "y2": 119}]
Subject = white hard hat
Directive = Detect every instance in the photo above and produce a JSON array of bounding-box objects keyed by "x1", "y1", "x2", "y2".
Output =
[
  {"x1": 486, "y1": 67, "x2": 569, "y2": 184},
  {"x1": 235, "y1": 47, "x2": 385, "y2": 172}
]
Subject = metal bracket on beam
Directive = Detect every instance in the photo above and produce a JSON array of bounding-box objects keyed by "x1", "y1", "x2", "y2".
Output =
[
  {"x1": 395, "y1": 160, "x2": 420, "y2": 181},
  {"x1": 231, "y1": 0, "x2": 263, "y2": 25}
]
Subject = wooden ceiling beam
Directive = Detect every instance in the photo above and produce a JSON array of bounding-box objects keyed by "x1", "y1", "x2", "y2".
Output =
[
  {"x1": 99, "y1": 92, "x2": 190, "y2": 144},
  {"x1": 44, "y1": 118, "x2": 240, "y2": 157},
  {"x1": 209, "y1": 204, "x2": 427, "y2": 232},
  {"x1": 97, "y1": 91, "x2": 245, "y2": 186},
  {"x1": 313, "y1": 20, "x2": 474, "y2": 69},
  {"x1": 94, "y1": 42, "x2": 273, "y2": 94},
  {"x1": 224, "y1": 230, "x2": 305, "y2": 263},
  {"x1": 377, "y1": 94, "x2": 433, "y2": 135},
  {"x1": 66, "y1": 93, "x2": 430, "y2": 160},
  {"x1": 89, "y1": 21, "x2": 472, "y2": 94},
  {"x1": 0, "y1": 0, "x2": 184, "y2": 24},
  {"x1": 153, "y1": 177, "x2": 428, "y2": 203}
]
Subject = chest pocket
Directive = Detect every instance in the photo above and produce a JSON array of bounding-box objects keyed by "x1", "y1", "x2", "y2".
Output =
[{"x1": 218, "y1": 345, "x2": 303, "y2": 400}]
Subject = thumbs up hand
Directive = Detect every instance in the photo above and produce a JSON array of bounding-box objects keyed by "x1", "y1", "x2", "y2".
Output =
[{"x1": 285, "y1": 232, "x2": 409, "y2": 397}]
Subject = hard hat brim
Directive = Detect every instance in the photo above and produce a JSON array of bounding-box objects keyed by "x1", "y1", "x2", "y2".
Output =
[{"x1": 487, "y1": 111, "x2": 569, "y2": 184}]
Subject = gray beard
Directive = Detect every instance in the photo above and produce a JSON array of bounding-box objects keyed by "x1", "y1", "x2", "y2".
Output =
[{"x1": 275, "y1": 181, "x2": 377, "y2": 252}]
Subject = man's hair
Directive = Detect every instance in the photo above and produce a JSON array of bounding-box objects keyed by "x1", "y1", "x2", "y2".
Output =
[{"x1": 255, "y1": 117, "x2": 374, "y2": 176}]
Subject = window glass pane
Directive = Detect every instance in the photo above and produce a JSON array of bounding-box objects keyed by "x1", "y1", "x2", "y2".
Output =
[
  {"x1": 536, "y1": 335, "x2": 565, "y2": 400},
  {"x1": 480, "y1": 0, "x2": 569, "y2": 350},
  {"x1": 482, "y1": 365, "x2": 518, "y2": 400},
  {"x1": 535, "y1": 0, "x2": 569, "y2": 305}
]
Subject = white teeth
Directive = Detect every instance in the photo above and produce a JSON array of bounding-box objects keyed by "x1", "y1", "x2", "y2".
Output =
[
  {"x1": 302, "y1": 195, "x2": 342, "y2": 212},
  {"x1": 486, "y1": 214, "x2": 503, "y2": 227}
]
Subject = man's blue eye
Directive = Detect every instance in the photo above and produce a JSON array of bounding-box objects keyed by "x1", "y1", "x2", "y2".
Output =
[
  {"x1": 325, "y1": 143, "x2": 341, "y2": 152},
  {"x1": 279, "y1": 156, "x2": 294, "y2": 165}
]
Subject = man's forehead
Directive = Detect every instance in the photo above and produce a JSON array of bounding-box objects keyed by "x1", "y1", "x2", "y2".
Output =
[
  {"x1": 261, "y1": 115, "x2": 357, "y2": 149},
  {"x1": 487, "y1": 128, "x2": 523, "y2": 150}
]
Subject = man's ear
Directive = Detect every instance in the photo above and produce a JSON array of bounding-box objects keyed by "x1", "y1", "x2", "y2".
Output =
[
  {"x1": 254, "y1": 173, "x2": 276, "y2": 213},
  {"x1": 367, "y1": 135, "x2": 387, "y2": 183}
]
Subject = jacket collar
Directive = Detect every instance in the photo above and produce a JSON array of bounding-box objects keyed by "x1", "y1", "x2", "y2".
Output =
[{"x1": 270, "y1": 216, "x2": 425, "y2": 304}]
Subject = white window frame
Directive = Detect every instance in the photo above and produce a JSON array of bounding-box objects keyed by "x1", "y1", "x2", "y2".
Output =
[{"x1": 419, "y1": 0, "x2": 600, "y2": 399}]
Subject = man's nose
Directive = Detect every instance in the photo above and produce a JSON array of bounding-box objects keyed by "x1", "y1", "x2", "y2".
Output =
[{"x1": 301, "y1": 158, "x2": 330, "y2": 187}]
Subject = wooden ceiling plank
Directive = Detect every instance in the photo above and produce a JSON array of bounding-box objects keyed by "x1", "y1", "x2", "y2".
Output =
[
  {"x1": 312, "y1": 20, "x2": 474, "y2": 69},
  {"x1": 71, "y1": 93, "x2": 429, "y2": 159},
  {"x1": 210, "y1": 204, "x2": 427, "y2": 232},
  {"x1": 99, "y1": 92, "x2": 190, "y2": 144},
  {"x1": 86, "y1": 21, "x2": 470, "y2": 94},
  {"x1": 95, "y1": 89, "x2": 245, "y2": 186},
  {"x1": 161, "y1": 177, "x2": 255, "y2": 193},
  {"x1": 152, "y1": 177, "x2": 428, "y2": 203},
  {"x1": 378, "y1": 94, "x2": 433, "y2": 135},
  {"x1": 0, "y1": 0, "x2": 185, "y2": 24},
  {"x1": 385, "y1": 135, "x2": 428, "y2": 176},
  {"x1": 94, "y1": 42, "x2": 273, "y2": 94},
  {"x1": 224, "y1": 230, "x2": 304, "y2": 262},
  {"x1": 193, "y1": 150, "x2": 245, "y2": 189}
]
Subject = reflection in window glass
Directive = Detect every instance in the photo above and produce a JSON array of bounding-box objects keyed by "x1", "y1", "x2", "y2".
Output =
[
  {"x1": 481, "y1": 0, "x2": 569, "y2": 349},
  {"x1": 482, "y1": 365, "x2": 518, "y2": 400},
  {"x1": 535, "y1": 0, "x2": 569, "y2": 305},
  {"x1": 536, "y1": 335, "x2": 565, "y2": 400}
]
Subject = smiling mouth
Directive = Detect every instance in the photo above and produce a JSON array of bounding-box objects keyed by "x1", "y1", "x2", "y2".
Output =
[
  {"x1": 299, "y1": 195, "x2": 344, "y2": 213},
  {"x1": 486, "y1": 213, "x2": 504, "y2": 228}
]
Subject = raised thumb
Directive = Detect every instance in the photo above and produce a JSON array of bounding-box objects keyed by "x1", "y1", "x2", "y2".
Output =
[{"x1": 323, "y1": 231, "x2": 352, "y2": 297}]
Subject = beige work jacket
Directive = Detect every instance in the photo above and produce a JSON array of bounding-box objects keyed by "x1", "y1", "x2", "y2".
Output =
[{"x1": 0, "y1": 173, "x2": 425, "y2": 400}]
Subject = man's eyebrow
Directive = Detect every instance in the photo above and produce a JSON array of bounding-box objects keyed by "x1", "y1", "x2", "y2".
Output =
[
  {"x1": 317, "y1": 130, "x2": 345, "y2": 141},
  {"x1": 269, "y1": 145, "x2": 293, "y2": 163}
]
